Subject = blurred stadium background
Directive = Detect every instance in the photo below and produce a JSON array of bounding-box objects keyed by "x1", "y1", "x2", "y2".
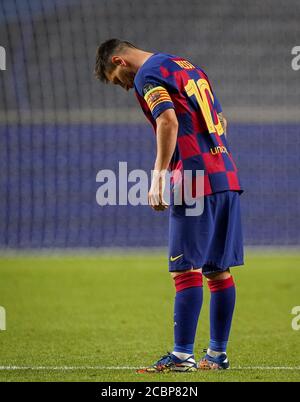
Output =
[{"x1": 0, "y1": 0, "x2": 300, "y2": 249}]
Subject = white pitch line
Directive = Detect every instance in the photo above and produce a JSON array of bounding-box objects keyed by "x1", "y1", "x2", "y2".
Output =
[{"x1": 0, "y1": 366, "x2": 300, "y2": 371}]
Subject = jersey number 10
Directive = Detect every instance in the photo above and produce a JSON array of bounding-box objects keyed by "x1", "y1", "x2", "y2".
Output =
[{"x1": 185, "y1": 78, "x2": 224, "y2": 136}]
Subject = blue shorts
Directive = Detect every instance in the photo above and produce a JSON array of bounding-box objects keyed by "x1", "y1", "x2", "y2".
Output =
[{"x1": 168, "y1": 191, "x2": 244, "y2": 274}]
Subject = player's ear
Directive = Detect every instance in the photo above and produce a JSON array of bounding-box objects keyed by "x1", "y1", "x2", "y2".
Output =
[{"x1": 111, "y1": 56, "x2": 126, "y2": 67}]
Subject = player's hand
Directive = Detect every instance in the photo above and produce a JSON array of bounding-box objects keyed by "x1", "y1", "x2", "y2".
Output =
[{"x1": 148, "y1": 170, "x2": 169, "y2": 211}]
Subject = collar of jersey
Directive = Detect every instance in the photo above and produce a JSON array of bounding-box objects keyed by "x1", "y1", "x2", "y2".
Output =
[{"x1": 134, "y1": 53, "x2": 159, "y2": 87}]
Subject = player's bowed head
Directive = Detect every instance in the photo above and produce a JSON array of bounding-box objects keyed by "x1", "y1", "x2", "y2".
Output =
[{"x1": 94, "y1": 38, "x2": 154, "y2": 91}]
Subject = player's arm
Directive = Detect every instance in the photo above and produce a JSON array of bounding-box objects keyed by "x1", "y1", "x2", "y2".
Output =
[{"x1": 148, "y1": 109, "x2": 178, "y2": 211}]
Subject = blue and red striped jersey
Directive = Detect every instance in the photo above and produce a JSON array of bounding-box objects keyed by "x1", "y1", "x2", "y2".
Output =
[{"x1": 134, "y1": 53, "x2": 243, "y2": 196}]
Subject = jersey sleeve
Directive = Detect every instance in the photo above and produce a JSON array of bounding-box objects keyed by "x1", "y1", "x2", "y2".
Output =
[{"x1": 136, "y1": 73, "x2": 174, "y2": 120}]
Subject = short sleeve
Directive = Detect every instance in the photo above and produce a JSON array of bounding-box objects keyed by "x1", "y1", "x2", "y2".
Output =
[{"x1": 136, "y1": 73, "x2": 174, "y2": 120}]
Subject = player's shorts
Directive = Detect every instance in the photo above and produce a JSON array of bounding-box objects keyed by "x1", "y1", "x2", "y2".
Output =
[{"x1": 168, "y1": 190, "x2": 244, "y2": 274}]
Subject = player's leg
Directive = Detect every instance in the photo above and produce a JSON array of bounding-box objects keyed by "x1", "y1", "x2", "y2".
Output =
[
  {"x1": 137, "y1": 268, "x2": 202, "y2": 373},
  {"x1": 171, "y1": 268, "x2": 203, "y2": 362},
  {"x1": 198, "y1": 191, "x2": 243, "y2": 370},
  {"x1": 198, "y1": 269, "x2": 236, "y2": 370}
]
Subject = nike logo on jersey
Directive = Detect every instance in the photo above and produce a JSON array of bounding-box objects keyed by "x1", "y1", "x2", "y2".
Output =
[{"x1": 170, "y1": 254, "x2": 183, "y2": 262}]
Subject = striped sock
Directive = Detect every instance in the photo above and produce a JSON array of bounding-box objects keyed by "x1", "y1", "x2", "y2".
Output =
[
  {"x1": 173, "y1": 271, "x2": 203, "y2": 356},
  {"x1": 208, "y1": 276, "x2": 236, "y2": 353}
]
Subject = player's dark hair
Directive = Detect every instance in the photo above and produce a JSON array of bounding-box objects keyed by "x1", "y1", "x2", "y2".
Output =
[{"x1": 94, "y1": 39, "x2": 137, "y2": 82}]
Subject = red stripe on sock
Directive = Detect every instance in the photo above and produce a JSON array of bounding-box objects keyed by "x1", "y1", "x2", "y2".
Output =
[
  {"x1": 174, "y1": 271, "x2": 203, "y2": 292},
  {"x1": 208, "y1": 276, "x2": 235, "y2": 293}
]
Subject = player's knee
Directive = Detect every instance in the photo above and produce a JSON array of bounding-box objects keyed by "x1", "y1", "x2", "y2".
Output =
[
  {"x1": 170, "y1": 268, "x2": 201, "y2": 279},
  {"x1": 204, "y1": 269, "x2": 231, "y2": 281},
  {"x1": 171, "y1": 271, "x2": 189, "y2": 279}
]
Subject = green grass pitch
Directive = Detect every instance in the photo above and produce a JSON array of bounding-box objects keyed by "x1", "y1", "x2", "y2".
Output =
[{"x1": 0, "y1": 252, "x2": 300, "y2": 382}]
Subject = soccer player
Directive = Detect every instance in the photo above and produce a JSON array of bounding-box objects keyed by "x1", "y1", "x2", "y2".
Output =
[{"x1": 94, "y1": 39, "x2": 244, "y2": 372}]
